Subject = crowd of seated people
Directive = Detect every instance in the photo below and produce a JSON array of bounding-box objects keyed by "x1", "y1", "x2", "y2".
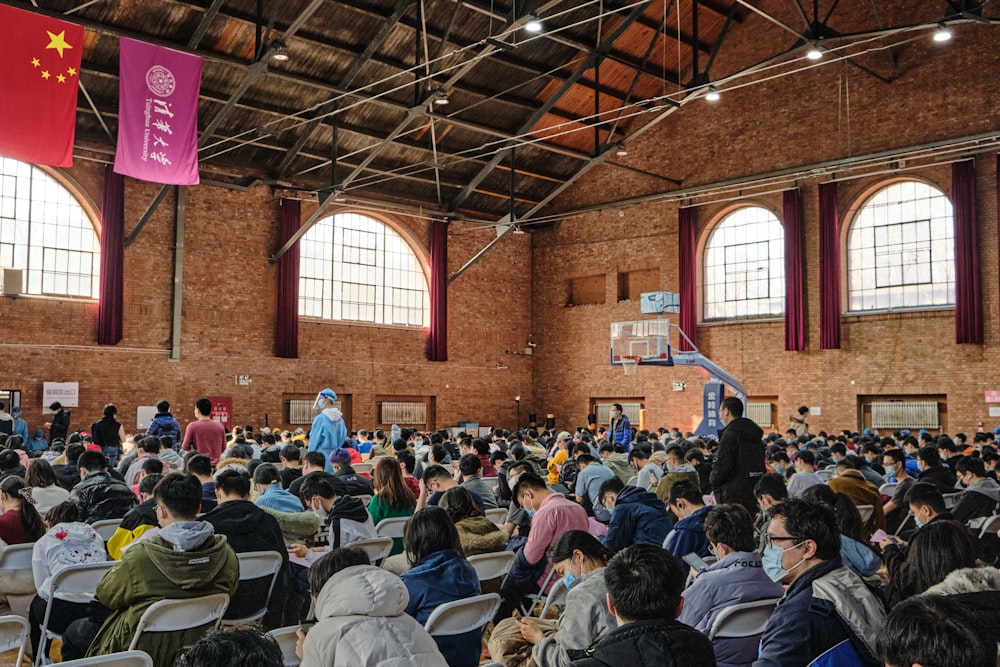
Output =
[{"x1": 1, "y1": 396, "x2": 1000, "y2": 666}]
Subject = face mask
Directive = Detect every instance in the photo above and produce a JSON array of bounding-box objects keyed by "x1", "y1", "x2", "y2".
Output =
[
  {"x1": 563, "y1": 559, "x2": 578, "y2": 590},
  {"x1": 774, "y1": 465, "x2": 785, "y2": 475},
  {"x1": 609, "y1": 411, "x2": 617, "y2": 418},
  {"x1": 762, "y1": 541, "x2": 806, "y2": 582},
  {"x1": 608, "y1": 507, "x2": 615, "y2": 518},
  {"x1": 311, "y1": 500, "x2": 328, "y2": 521},
  {"x1": 525, "y1": 508, "x2": 536, "y2": 518},
  {"x1": 414, "y1": 439, "x2": 424, "y2": 447},
  {"x1": 914, "y1": 515, "x2": 924, "y2": 528}
]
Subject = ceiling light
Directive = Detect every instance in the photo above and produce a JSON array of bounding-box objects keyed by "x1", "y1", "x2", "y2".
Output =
[
  {"x1": 433, "y1": 89, "x2": 449, "y2": 106},
  {"x1": 333, "y1": 188, "x2": 346, "y2": 203},
  {"x1": 524, "y1": 14, "x2": 543, "y2": 33},
  {"x1": 615, "y1": 142, "x2": 628, "y2": 157},
  {"x1": 933, "y1": 23, "x2": 952, "y2": 42},
  {"x1": 270, "y1": 42, "x2": 289, "y2": 62},
  {"x1": 806, "y1": 45, "x2": 823, "y2": 60},
  {"x1": 705, "y1": 86, "x2": 720, "y2": 102}
]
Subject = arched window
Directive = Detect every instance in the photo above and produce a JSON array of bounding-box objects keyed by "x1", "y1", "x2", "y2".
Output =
[
  {"x1": 0, "y1": 158, "x2": 100, "y2": 298},
  {"x1": 299, "y1": 212, "x2": 429, "y2": 326},
  {"x1": 846, "y1": 180, "x2": 954, "y2": 312},
  {"x1": 703, "y1": 206, "x2": 784, "y2": 320}
]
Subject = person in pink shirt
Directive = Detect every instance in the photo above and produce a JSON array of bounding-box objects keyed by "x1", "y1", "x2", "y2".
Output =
[{"x1": 181, "y1": 398, "x2": 227, "y2": 465}]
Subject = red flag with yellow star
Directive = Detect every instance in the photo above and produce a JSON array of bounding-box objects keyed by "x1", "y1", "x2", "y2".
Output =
[{"x1": 0, "y1": 5, "x2": 84, "y2": 166}]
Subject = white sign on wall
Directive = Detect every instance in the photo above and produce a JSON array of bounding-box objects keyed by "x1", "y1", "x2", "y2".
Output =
[
  {"x1": 43, "y1": 382, "x2": 79, "y2": 408},
  {"x1": 136, "y1": 406, "x2": 158, "y2": 431}
]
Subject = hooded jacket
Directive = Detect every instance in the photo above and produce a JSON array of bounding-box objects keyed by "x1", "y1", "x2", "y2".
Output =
[
  {"x1": 570, "y1": 618, "x2": 716, "y2": 667},
  {"x1": 69, "y1": 471, "x2": 138, "y2": 524},
  {"x1": 325, "y1": 494, "x2": 378, "y2": 549},
  {"x1": 603, "y1": 485, "x2": 673, "y2": 554},
  {"x1": 0, "y1": 409, "x2": 13, "y2": 436},
  {"x1": 107, "y1": 498, "x2": 159, "y2": 560},
  {"x1": 532, "y1": 568, "x2": 616, "y2": 667},
  {"x1": 665, "y1": 505, "x2": 711, "y2": 561},
  {"x1": 86, "y1": 522, "x2": 239, "y2": 665},
  {"x1": 309, "y1": 407, "x2": 348, "y2": 467},
  {"x1": 261, "y1": 504, "x2": 322, "y2": 542},
  {"x1": 146, "y1": 413, "x2": 181, "y2": 448},
  {"x1": 301, "y1": 565, "x2": 447, "y2": 667},
  {"x1": 679, "y1": 550, "x2": 784, "y2": 667},
  {"x1": 401, "y1": 549, "x2": 482, "y2": 667},
  {"x1": 916, "y1": 464, "x2": 958, "y2": 495},
  {"x1": 455, "y1": 516, "x2": 508, "y2": 556},
  {"x1": 952, "y1": 477, "x2": 1000, "y2": 525},
  {"x1": 601, "y1": 453, "x2": 635, "y2": 485},
  {"x1": 711, "y1": 417, "x2": 765, "y2": 514},
  {"x1": 31, "y1": 522, "x2": 107, "y2": 600}
]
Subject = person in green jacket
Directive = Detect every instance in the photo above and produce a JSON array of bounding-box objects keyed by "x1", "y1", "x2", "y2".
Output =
[
  {"x1": 61, "y1": 473, "x2": 239, "y2": 665},
  {"x1": 368, "y1": 457, "x2": 417, "y2": 555}
]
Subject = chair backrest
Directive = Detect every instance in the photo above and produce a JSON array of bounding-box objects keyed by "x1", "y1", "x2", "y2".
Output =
[
  {"x1": 375, "y1": 516, "x2": 410, "y2": 539},
  {"x1": 815, "y1": 469, "x2": 835, "y2": 481},
  {"x1": 625, "y1": 475, "x2": 638, "y2": 487},
  {"x1": 354, "y1": 494, "x2": 372, "y2": 507},
  {"x1": 268, "y1": 626, "x2": 302, "y2": 667},
  {"x1": 348, "y1": 537, "x2": 394, "y2": 564},
  {"x1": 467, "y1": 551, "x2": 515, "y2": 582},
  {"x1": 661, "y1": 529, "x2": 675, "y2": 550},
  {"x1": 353, "y1": 463, "x2": 373, "y2": 474},
  {"x1": 128, "y1": 593, "x2": 230, "y2": 650},
  {"x1": 539, "y1": 578, "x2": 567, "y2": 617},
  {"x1": 56, "y1": 650, "x2": 154, "y2": 667},
  {"x1": 92, "y1": 519, "x2": 123, "y2": 542},
  {"x1": 0, "y1": 543, "x2": 34, "y2": 570},
  {"x1": 424, "y1": 593, "x2": 501, "y2": 636},
  {"x1": 943, "y1": 492, "x2": 959, "y2": 509},
  {"x1": 856, "y1": 504, "x2": 875, "y2": 523},
  {"x1": 0, "y1": 614, "x2": 28, "y2": 667},
  {"x1": 237, "y1": 551, "x2": 284, "y2": 581},
  {"x1": 51, "y1": 561, "x2": 115, "y2": 600},
  {"x1": 878, "y1": 482, "x2": 898, "y2": 497},
  {"x1": 978, "y1": 514, "x2": 1000, "y2": 538},
  {"x1": 708, "y1": 598, "x2": 780, "y2": 640},
  {"x1": 484, "y1": 508, "x2": 507, "y2": 527},
  {"x1": 482, "y1": 477, "x2": 500, "y2": 492}
]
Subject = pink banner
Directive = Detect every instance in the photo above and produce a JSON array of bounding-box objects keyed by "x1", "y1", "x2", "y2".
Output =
[{"x1": 114, "y1": 37, "x2": 201, "y2": 185}]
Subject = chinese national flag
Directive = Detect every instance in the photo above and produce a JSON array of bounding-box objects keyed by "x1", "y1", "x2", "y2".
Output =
[{"x1": 0, "y1": 5, "x2": 84, "y2": 167}]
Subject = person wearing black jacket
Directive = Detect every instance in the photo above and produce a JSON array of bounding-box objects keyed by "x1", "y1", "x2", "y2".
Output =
[
  {"x1": 201, "y1": 468, "x2": 289, "y2": 627},
  {"x1": 68, "y1": 451, "x2": 137, "y2": 523},
  {"x1": 916, "y1": 446, "x2": 959, "y2": 495},
  {"x1": 710, "y1": 397, "x2": 765, "y2": 515},
  {"x1": 90, "y1": 404, "x2": 124, "y2": 467},
  {"x1": 287, "y1": 451, "x2": 347, "y2": 505},
  {"x1": 569, "y1": 545, "x2": 715, "y2": 666},
  {"x1": 45, "y1": 402, "x2": 70, "y2": 444},
  {"x1": 54, "y1": 442, "x2": 86, "y2": 491},
  {"x1": 329, "y1": 448, "x2": 374, "y2": 497},
  {"x1": 953, "y1": 457, "x2": 1000, "y2": 525}
]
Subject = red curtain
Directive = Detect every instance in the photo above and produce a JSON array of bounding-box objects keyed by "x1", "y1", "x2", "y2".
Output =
[
  {"x1": 427, "y1": 219, "x2": 448, "y2": 361},
  {"x1": 678, "y1": 206, "x2": 697, "y2": 351},
  {"x1": 783, "y1": 188, "x2": 805, "y2": 351},
  {"x1": 819, "y1": 182, "x2": 841, "y2": 349},
  {"x1": 953, "y1": 159, "x2": 982, "y2": 344},
  {"x1": 97, "y1": 165, "x2": 124, "y2": 345},
  {"x1": 275, "y1": 198, "x2": 300, "y2": 358}
]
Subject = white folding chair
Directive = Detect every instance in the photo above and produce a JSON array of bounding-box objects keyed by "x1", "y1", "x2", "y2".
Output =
[
  {"x1": 221, "y1": 551, "x2": 284, "y2": 627},
  {"x1": 625, "y1": 475, "x2": 639, "y2": 487},
  {"x1": 0, "y1": 614, "x2": 29, "y2": 667},
  {"x1": 424, "y1": 593, "x2": 501, "y2": 636},
  {"x1": 943, "y1": 493, "x2": 959, "y2": 510},
  {"x1": 355, "y1": 494, "x2": 373, "y2": 507},
  {"x1": 128, "y1": 593, "x2": 230, "y2": 651},
  {"x1": 878, "y1": 482, "x2": 898, "y2": 497},
  {"x1": 707, "y1": 598, "x2": 780, "y2": 641},
  {"x1": 353, "y1": 463, "x2": 373, "y2": 475},
  {"x1": 484, "y1": 508, "x2": 507, "y2": 527},
  {"x1": 520, "y1": 568, "x2": 557, "y2": 617},
  {"x1": 0, "y1": 543, "x2": 34, "y2": 571},
  {"x1": 977, "y1": 514, "x2": 1000, "y2": 538},
  {"x1": 268, "y1": 626, "x2": 302, "y2": 666},
  {"x1": 375, "y1": 516, "x2": 410, "y2": 540},
  {"x1": 55, "y1": 650, "x2": 154, "y2": 667},
  {"x1": 856, "y1": 504, "x2": 875, "y2": 523},
  {"x1": 0, "y1": 543, "x2": 37, "y2": 620},
  {"x1": 37, "y1": 561, "x2": 115, "y2": 665},
  {"x1": 467, "y1": 551, "x2": 515, "y2": 583},
  {"x1": 662, "y1": 529, "x2": 676, "y2": 550},
  {"x1": 482, "y1": 477, "x2": 500, "y2": 493},
  {"x1": 815, "y1": 469, "x2": 835, "y2": 482},
  {"x1": 348, "y1": 537, "x2": 394, "y2": 564},
  {"x1": 91, "y1": 519, "x2": 123, "y2": 542},
  {"x1": 538, "y1": 579, "x2": 568, "y2": 618}
]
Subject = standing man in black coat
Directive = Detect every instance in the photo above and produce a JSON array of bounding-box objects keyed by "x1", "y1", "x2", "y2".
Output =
[{"x1": 710, "y1": 397, "x2": 765, "y2": 515}]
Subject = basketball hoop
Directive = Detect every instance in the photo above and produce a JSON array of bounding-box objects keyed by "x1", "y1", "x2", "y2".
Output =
[{"x1": 621, "y1": 355, "x2": 641, "y2": 376}]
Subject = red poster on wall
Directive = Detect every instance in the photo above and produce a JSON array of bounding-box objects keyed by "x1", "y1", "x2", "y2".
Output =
[{"x1": 208, "y1": 396, "x2": 233, "y2": 430}]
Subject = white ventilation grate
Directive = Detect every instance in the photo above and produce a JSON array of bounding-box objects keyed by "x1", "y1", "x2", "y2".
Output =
[
  {"x1": 747, "y1": 402, "x2": 773, "y2": 427},
  {"x1": 596, "y1": 402, "x2": 643, "y2": 425},
  {"x1": 380, "y1": 401, "x2": 426, "y2": 425},
  {"x1": 871, "y1": 401, "x2": 940, "y2": 429},
  {"x1": 288, "y1": 398, "x2": 340, "y2": 425}
]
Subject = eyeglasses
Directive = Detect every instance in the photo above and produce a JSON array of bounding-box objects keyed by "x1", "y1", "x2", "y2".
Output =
[{"x1": 765, "y1": 534, "x2": 803, "y2": 548}]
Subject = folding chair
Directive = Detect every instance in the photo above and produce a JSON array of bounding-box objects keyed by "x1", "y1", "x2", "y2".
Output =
[
  {"x1": 977, "y1": 514, "x2": 1000, "y2": 538},
  {"x1": 484, "y1": 508, "x2": 507, "y2": 527},
  {"x1": 538, "y1": 579, "x2": 567, "y2": 618},
  {"x1": 856, "y1": 505, "x2": 875, "y2": 523},
  {"x1": 424, "y1": 593, "x2": 501, "y2": 636},
  {"x1": 815, "y1": 469, "x2": 835, "y2": 482},
  {"x1": 268, "y1": 626, "x2": 302, "y2": 667},
  {"x1": 625, "y1": 475, "x2": 639, "y2": 487},
  {"x1": 0, "y1": 614, "x2": 29, "y2": 667},
  {"x1": 707, "y1": 598, "x2": 780, "y2": 641},
  {"x1": 0, "y1": 543, "x2": 36, "y2": 620},
  {"x1": 375, "y1": 516, "x2": 410, "y2": 540},
  {"x1": 55, "y1": 650, "x2": 154, "y2": 667},
  {"x1": 91, "y1": 519, "x2": 123, "y2": 542},
  {"x1": 943, "y1": 493, "x2": 959, "y2": 510},
  {"x1": 348, "y1": 537, "x2": 394, "y2": 564},
  {"x1": 467, "y1": 551, "x2": 515, "y2": 584},
  {"x1": 128, "y1": 593, "x2": 230, "y2": 651},
  {"x1": 36, "y1": 561, "x2": 115, "y2": 665},
  {"x1": 520, "y1": 568, "x2": 557, "y2": 617},
  {"x1": 221, "y1": 551, "x2": 284, "y2": 627},
  {"x1": 353, "y1": 463, "x2": 373, "y2": 475},
  {"x1": 355, "y1": 494, "x2": 373, "y2": 507},
  {"x1": 878, "y1": 482, "x2": 898, "y2": 497},
  {"x1": 661, "y1": 529, "x2": 676, "y2": 550}
]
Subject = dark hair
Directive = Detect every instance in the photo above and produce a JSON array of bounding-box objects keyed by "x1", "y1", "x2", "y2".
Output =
[
  {"x1": 668, "y1": 480, "x2": 703, "y2": 506},
  {"x1": 550, "y1": 530, "x2": 610, "y2": 564},
  {"x1": 876, "y1": 594, "x2": 997, "y2": 667},
  {"x1": 458, "y1": 453, "x2": 482, "y2": 477},
  {"x1": 905, "y1": 483, "x2": 946, "y2": 514},
  {"x1": 103, "y1": 404, "x2": 117, "y2": 419},
  {"x1": 769, "y1": 498, "x2": 840, "y2": 560},
  {"x1": 65, "y1": 442, "x2": 85, "y2": 464},
  {"x1": 917, "y1": 446, "x2": 941, "y2": 467},
  {"x1": 77, "y1": 450, "x2": 108, "y2": 473},
  {"x1": 598, "y1": 476, "x2": 624, "y2": 504},
  {"x1": 397, "y1": 449, "x2": 416, "y2": 474},
  {"x1": 472, "y1": 439, "x2": 490, "y2": 456},
  {"x1": 612, "y1": 403, "x2": 624, "y2": 412},
  {"x1": 215, "y1": 468, "x2": 251, "y2": 497},
  {"x1": 176, "y1": 628, "x2": 283, "y2": 667},
  {"x1": 957, "y1": 457, "x2": 987, "y2": 478},
  {"x1": 429, "y1": 444, "x2": 449, "y2": 464},
  {"x1": 604, "y1": 545, "x2": 685, "y2": 621},
  {"x1": 141, "y1": 436, "x2": 161, "y2": 455},
  {"x1": 721, "y1": 397, "x2": 744, "y2": 418},
  {"x1": 883, "y1": 449, "x2": 906, "y2": 465},
  {"x1": 907, "y1": 520, "x2": 976, "y2": 594},
  {"x1": 372, "y1": 457, "x2": 416, "y2": 512},
  {"x1": 253, "y1": 463, "x2": 281, "y2": 486},
  {"x1": 754, "y1": 473, "x2": 789, "y2": 501},
  {"x1": 799, "y1": 484, "x2": 865, "y2": 542},
  {"x1": 156, "y1": 400, "x2": 170, "y2": 413},
  {"x1": 195, "y1": 398, "x2": 213, "y2": 417},
  {"x1": 26, "y1": 458, "x2": 57, "y2": 488},
  {"x1": 438, "y1": 486, "x2": 484, "y2": 523},
  {"x1": 141, "y1": 458, "x2": 165, "y2": 476},
  {"x1": 153, "y1": 473, "x2": 203, "y2": 519},
  {"x1": 279, "y1": 445, "x2": 300, "y2": 462},
  {"x1": 187, "y1": 454, "x2": 212, "y2": 477},
  {"x1": 0, "y1": 477, "x2": 44, "y2": 541},
  {"x1": 576, "y1": 453, "x2": 597, "y2": 466},
  {"x1": 798, "y1": 405, "x2": 809, "y2": 415},
  {"x1": 512, "y1": 472, "x2": 547, "y2": 504},
  {"x1": 829, "y1": 442, "x2": 847, "y2": 457},
  {"x1": 421, "y1": 464, "x2": 453, "y2": 485},
  {"x1": 0, "y1": 449, "x2": 20, "y2": 472},
  {"x1": 303, "y1": 451, "x2": 327, "y2": 469},
  {"x1": 139, "y1": 473, "x2": 163, "y2": 495},
  {"x1": 704, "y1": 504, "x2": 756, "y2": 552},
  {"x1": 308, "y1": 547, "x2": 371, "y2": 598},
  {"x1": 403, "y1": 506, "x2": 463, "y2": 567},
  {"x1": 45, "y1": 501, "x2": 82, "y2": 526},
  {"x1": 299, "y1": 477, "x2": 336, "y2": 503},
  {"x1": 628, "y1": 448, "x2": 649, "y2": 461}
]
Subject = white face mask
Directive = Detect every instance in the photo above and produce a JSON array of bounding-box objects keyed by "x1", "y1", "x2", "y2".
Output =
[{"x1": 311, "y1": 498, "x2": 328, "y2": 520}]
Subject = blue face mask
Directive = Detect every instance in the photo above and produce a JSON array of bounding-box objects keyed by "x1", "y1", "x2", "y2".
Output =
[
  {"x1": 774, "y1": 465, "x2": 785, "y2": 475},
  {"x1": 563, "y1": 561, "x2": 578, "y2": 590},
  {"x1": 525, "y1": 508, "x2": 536, "y2": 518},
  {"x1": 762, "y1": 541, "x2": 804, "y2": 582},
  {"x1": 914, "y1": 515, "x2": 924, "y2": 528}
]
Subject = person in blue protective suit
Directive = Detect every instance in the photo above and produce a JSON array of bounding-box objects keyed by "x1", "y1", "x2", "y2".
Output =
[{"x1": 309, "y1": 389, "x2": 348, "y2": 473}]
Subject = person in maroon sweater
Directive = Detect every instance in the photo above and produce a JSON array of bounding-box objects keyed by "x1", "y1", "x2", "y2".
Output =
[
  {"x1": 181, "y1": 398, "x2": 227, "y2": 465},
  {"x1": 0, "y1": 476, "x2": 46, "y2": 545}
]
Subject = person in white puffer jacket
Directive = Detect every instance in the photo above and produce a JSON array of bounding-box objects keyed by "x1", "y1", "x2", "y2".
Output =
[{"x1": 298, "y1": 548, "x2": 447, "y2": 667}]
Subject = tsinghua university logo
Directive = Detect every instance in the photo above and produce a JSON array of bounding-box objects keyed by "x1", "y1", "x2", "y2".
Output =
[{"x1": 145, "y1": 65, "x2": 176, "y2": 97}]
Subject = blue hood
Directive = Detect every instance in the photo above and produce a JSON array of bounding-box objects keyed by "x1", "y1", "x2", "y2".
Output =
[
  {"x1": 616, "y1": 485, "x2": 664, "y2": 509},
  {"x1": 403, "y1": 549, "x2": 480, "y2": 597}
]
